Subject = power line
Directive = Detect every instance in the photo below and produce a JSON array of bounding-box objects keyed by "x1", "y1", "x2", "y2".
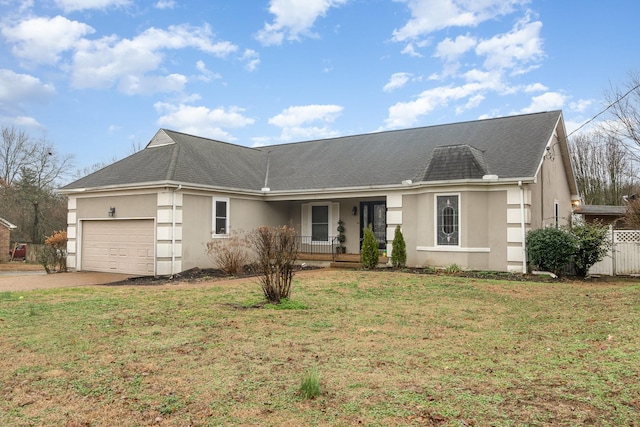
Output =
[{"x1": 567, "y1": 81, "x2": 640, "y2": 138}]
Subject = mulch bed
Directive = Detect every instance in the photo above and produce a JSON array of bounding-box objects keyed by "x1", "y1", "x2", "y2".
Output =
[{"x1": 103, "y1": 263, "x2": 630, "y2": 287}]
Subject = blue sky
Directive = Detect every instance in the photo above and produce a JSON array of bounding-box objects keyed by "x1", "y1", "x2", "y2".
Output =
[{"x1": 1, "y1": 0, "x2": 639, "y2": 175}]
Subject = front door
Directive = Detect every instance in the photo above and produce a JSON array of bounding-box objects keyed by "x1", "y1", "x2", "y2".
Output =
[{"x1": 360, "y1": 201, "x2": 386, "y2": 249}]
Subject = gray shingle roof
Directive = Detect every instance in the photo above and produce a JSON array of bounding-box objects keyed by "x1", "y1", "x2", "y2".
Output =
[{"x1": 62, "y1": 110, "x2": 564, "y2": 192}]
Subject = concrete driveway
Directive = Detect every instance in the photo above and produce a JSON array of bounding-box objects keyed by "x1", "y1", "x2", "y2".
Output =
[{"x1": 0, "y1": 270, "x2": 133, "y2": 291}]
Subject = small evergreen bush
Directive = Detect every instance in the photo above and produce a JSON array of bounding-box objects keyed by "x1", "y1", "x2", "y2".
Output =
[
  {"x1": 361, "y1": 224, "x2": 379, "y2": 269},
  {"x1": 391, "y1": 225, "x2": 407, "y2": 268},
  {"x1": 526, "y1": 227, "x2": 577, "y2": 276},
  {"x1": 571, "y1": 221, "x2": 611, "y2": 277}
]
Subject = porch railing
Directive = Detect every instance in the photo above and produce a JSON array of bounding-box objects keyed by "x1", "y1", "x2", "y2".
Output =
[{"x1": 295, "y1": 236, "x2": 340, "y2": 261}]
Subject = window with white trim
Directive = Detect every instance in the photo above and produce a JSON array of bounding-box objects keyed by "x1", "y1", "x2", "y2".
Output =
[
  {"x1": 212, "y1": 197, "x2": 229, "y2": 236},
  {"x1": 436, "y1": 195, "x2": 459, "y2": 246},
  {"x1": 311, "y1": 205, "x2": 329, "y2": 242}
]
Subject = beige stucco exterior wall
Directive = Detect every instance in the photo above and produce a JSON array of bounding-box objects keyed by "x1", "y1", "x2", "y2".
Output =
[
  {"x1": 181, "y1": 194, "x2": 292, "y2": 271},
  {"x1": 401, "y1": 188, "x2": 512, "y2": 271},
  {"x1": 529, "y1": 134, "x2": 572, "y2": 229},
  {"x1": 74, "y1": 193, "x2": 157, "y2": 219}
]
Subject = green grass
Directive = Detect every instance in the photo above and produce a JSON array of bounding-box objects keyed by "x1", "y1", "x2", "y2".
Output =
[{"x1": 0, "y1": 271, "x2": 638, "y2": 426}]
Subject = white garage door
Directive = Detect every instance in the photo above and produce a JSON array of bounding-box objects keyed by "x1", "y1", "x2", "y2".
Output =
[{"x1": 82, "y1": 220, "x2": 155, "y2": 275}]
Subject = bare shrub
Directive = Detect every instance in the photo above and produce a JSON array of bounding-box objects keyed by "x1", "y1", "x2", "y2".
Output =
[
  {"x1": 247, "y1": 225, "x2": 299, "y2": 304},
  {"x1": 206, "y1": 231, "x2": 250, "y2": 276},
  {"x1": 40, "y1": 230, "x2": 67, "y2": 273}
]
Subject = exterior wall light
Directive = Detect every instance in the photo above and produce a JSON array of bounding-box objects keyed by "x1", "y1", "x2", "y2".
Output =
[
  {"x1": 108, "y1": 207, "x2": 116, "y2": 217},
  {"x1": 352, "y1": 206, "x2": 357, "y2": 216}
]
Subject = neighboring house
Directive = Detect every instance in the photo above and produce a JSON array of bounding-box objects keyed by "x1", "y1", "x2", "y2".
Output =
[
  {"x1": 60, "y1": 110, "x2": 579, "y2": 276},
  {"x1": 573, "y1": 205, "x2": 629, "y2": 228},
  {"x1": 0, "y1": 218, "x2": 17, "y2": 262}
]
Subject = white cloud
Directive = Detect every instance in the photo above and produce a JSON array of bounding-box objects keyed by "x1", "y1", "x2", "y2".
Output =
[
  {"x1": 475, "y1": 18, "x2": 544, "y2": 72},
  {"x1": 0, "y1": 69, "x2": 55, "y2": 108},
  {"x1": 119, "y1": 73, "x2": 187, "y2": 95},
  {"x1": 255, "y1": 0, "x2": 348, "y2": 46},
  {"x1": 195, "y1": 60, "x2": 221, "y2": 82},
  {"x1": 1, "y1": 15, "x2": 94, "y2": 65},
  {"x1": 384, "y1": 82, "x2": 490, "y2": 128},
  {"x1": 71, "y1": 24, "x2": 237, "y2": 92},
  {"x1": 54, "y1": 0, "x2": 131, "y2": 12},
  {"x1": 279, "y1": 125, "x2": 341, "y2": 142},
  {"x1": 517, "y1": 91, "x2": 566, "y2": 114},
  {"x1": 154, "y1": 102, "x2": 254, "y2": 141},
  {"x1": 383, "y1": 72, "x2": 412, "y2": 92},
  {"x1": 434, "y1": 34, "x2": 476, "y2": 62},
  {"x1": 269, "y1": 104, "x2": 343, "y2": 127},
  {"x1": 241, "y1": 49, "x2": 260, "y2": 72},
  {"x1": 0, "y1": 114, "x2": 45, "y2": 131},
  {"x1": 268, "y1": 104, "x2": 343, "y2": 142},
  {"x1": 524, "y1": 83, "x2": 548, "y2": 92},
  {"x1": 392, "y1": 0, "x2": 525, "y2": 42},
  {"x1": 155, "y1": 0, "x2": 176, "y2": 9},
  {"x1": 570, "y1": 99, "x2": 593, "y2": 113},
  {"x1": 455, "y1": 94, "x2": 484, "y2": 114}
]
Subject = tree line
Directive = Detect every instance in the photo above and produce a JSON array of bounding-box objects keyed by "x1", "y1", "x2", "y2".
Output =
[
  {"x1": 569, "y1": 70, "x2": 640, "y2": 208},
  {"x1": 0, "y1": 127, "x2": 72, "y2": 244}
]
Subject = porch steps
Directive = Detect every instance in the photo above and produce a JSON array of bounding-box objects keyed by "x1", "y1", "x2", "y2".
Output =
[
  {"x1": 329, "y1": 254, "x2": 388, "y2": 269},
  {"x1": 330, "y1": 261, "x2": 362, "y2": 269}
]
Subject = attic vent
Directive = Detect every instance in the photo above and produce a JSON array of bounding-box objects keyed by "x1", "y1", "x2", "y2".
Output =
[
  {"x1": 422, "y1": 144, "x2": 488, "y2": 181},
  {"x1": 148, "y1": 129, "x2": 176, "y2": 148}
]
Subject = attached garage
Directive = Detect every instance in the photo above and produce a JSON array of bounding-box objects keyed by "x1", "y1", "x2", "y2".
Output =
[{"x1": 81, "y1": 220, "x2": 155, "y2": 275}]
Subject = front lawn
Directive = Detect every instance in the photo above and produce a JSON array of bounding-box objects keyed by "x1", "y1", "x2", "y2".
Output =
[{"x1": 0, "y1": 270, "x2": 638, "y2": 426}]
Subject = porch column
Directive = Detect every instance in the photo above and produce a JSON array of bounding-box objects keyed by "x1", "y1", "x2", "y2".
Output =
[{"x1": 386, "y1": 193, "x2": 403, "y2": 259}]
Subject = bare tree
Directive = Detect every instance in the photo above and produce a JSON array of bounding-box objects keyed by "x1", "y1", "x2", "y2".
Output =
[
  {"x1": 0, "y1": 126, "x2": 73, "y2": 243},
  {"x1": 1, "y1": 127, "x2": 35, "y2": 188},
  {"x1": 602, "y1": 70, "x2": 640, "y2": 160},
  {"x1": 0, "y1": 126, "x2": 74, "y2": 189},
  {"x1": 569, "y1": 131, "x2": 638, "y2": 205}
]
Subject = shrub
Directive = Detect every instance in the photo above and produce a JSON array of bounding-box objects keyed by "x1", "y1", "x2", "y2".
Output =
[
  {"x1": 391, "y1": 225, "x2": 407, "y2": 268},
  {"x1": 299, "y1": 366, "x2": 321, "y2": 399},
  {"x1": 247, "y1": 225, "x2": 299, "y2": 304},
  {"x1": 40, "y1": 230, "x2": 67, "y2": 273},
  {"x1": 361, "y1": 224, "x2": 379, "y2": 269},
  {"x1": 206, "y1": 230, "x2": 250, "y2": 276},
  {"x1": 571, "y1": 222, "x2": 611, "y2": 277},
  {"x1": 526, "y1": 227, "x2": 577, "y2": 275}
]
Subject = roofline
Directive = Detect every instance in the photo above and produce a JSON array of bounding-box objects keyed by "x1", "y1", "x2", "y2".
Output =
[
  {"x1": 253, "y1": 110, "x2": 565, "y2": 150},
  {"x1": 59, "y1": 176, "x2": 538, "y2": 199},
  {"x1": 0, "y1": 218, "x2": 17, "y2": 229}
]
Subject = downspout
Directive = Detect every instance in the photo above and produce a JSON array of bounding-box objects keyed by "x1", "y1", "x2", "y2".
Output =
[
  {"x1": 519, "y1": 180, "x2": 527, "y2": 274},
  {"x1": 171, "y1": 185, "x2": 182, "y2": 277}
]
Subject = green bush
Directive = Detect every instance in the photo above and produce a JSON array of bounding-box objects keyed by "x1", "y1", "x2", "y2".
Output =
[
  {"x1": 571, "y1": 222, "x2": 611, "y2": 277},
  {"x1": 526, "y1": 227, "x2": 577, "y2": 275},
  {"x1": 391, "y1": 225, "x2": 407, "y2": 268},
  {"x1": 361, "y1": 224, "x2": 379, "y2": 269}
]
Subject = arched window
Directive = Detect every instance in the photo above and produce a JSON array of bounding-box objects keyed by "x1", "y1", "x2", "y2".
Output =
[{"x1": 437, "y1": 195, "x2": 459, "y2": 245}]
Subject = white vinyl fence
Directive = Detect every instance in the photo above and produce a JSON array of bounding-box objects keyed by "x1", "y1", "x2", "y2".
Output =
[{"x1": 589, "y1": 229, "x2": 640, "y2": 276}]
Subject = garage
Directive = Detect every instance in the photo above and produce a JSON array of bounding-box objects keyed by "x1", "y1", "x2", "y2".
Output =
[{"x1": 81, "y1": 220, "x2": 155, "y2": 275}]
